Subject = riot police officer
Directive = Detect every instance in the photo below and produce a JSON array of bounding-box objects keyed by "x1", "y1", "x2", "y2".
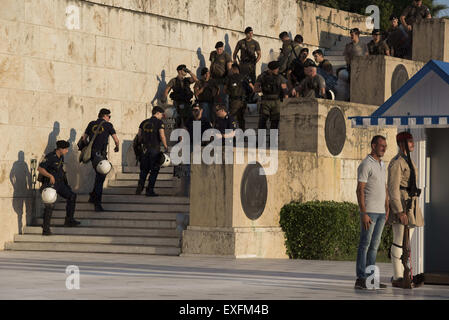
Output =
[
  {"x1": 38, "y1": 140, "x2": 80, "y2": 235},
  {"x1": 136, "y1": 106, "x2": 168, "y2": 197},
  {"x1": 214, "y1": 104, "x2": 237, "y2": 146},
  {"x1": 254, "y1": 61, "x2": 288, "y2": 129},
  {"x1": 82, "y1": 108, "x2": 120, "y2": 211}
]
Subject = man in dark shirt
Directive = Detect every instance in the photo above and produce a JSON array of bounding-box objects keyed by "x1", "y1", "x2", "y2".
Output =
[
  {"x1": 38, "y1": 140, "x2": 80, "y2": 235},
  {"x1": 214, "y1": 104, "x2": 237, "y2": 146},
  {"x1": 194, "y1": 67, "x2": 219, "y2": 124},
  {"x1": 313, "y1": 49, "x2": 337, "y2": 93},
  {"x1": 82, "y1": 108, "x2": 120, "y2": 211},
  {"x1": 233, "y1": 26, "x2": 261, "y2": 84},
  {"x1": 185, "y1": 103, "x2": 212, "y2": 146},
  {"x1": 387, "y1": 15, "x2": 407, "y2": 58},
  {"x1": 289, "y1": 48, "x2": 311, "y2": 86},
  {"x1": 136, "y1": 106, "x2": 168, "y2": 197}
]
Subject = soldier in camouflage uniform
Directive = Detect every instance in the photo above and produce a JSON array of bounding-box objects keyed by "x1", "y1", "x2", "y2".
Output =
[
  {"x1": 367, "y1": 29, "x2": 390, "y2": 56},
  {"x1": 400, "y1": 0, "x2": 432, "y2": 59},
  {"x1": 254, "y1": 61, "x2": 288, "y2": 130}
]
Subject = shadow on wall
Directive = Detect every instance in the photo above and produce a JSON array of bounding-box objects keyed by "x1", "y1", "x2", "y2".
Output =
[
  {"x1": 224, "y1": 34, "x2": 232, "y2": 56},
  {"x1": 196, "y1": 48, "x2": 206, "y2": 78},
  {"x1": 64, "y1": 128, "x2": 95, "y2": 193},
  {"x1": 122, "y1": 139, "x2": 136, "y2": 167},
  {"x1": 319, "y1": 31, "x2": 352, "y2": 50},
  {"x1": 9, "y1": 151, "x2": 32, "y2": 234},
  {"x1": 151, "y1": 70, "x2": 166, "y2": 107},
  {"x1": 44, "y1": 121, "x2": 60, "y2": 155}
]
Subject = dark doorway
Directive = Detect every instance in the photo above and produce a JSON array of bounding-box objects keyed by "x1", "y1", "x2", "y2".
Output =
[{"x1": 425, "y1": 128, "x2": 449, "y2": 283}]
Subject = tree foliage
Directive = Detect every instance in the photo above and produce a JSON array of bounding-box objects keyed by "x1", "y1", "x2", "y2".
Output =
[{"x1": 302, "y1": 0, "x2": 448, "y2": 31}]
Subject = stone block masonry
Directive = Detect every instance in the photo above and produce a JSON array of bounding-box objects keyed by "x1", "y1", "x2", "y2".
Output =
[{"x1": 0, "y1": 0, "x2": 368, "y2": 249}]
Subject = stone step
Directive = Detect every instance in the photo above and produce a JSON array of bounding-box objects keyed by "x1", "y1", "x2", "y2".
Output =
[
  {"x1": 103, "y1": 187, "x2": 175, "y2": 196},
  {"x1": 326, "y1": 55, "x2": 346, "y2": 61},
  {"x1": 23, "y1": 226, "x2": 179, "y2": 237},
  {"x1": 53, "y1": 202, "x2": 189, "y2": 212},
  {"x1": 59, "y1": 194, "x2": 189, "y2": 205},
  {"x1": 13, "y1": 234, "x2": 180, "y2": 247},
  {"x1": 4, "y1": 242, "x2": 180, "y2": 255},
  {"x1": 108, "y1": 180, "x2": 173, "y2": 188},
  {"x1": 325, "y1": 50, "x2": 344, "y2": 56},
  {"x1": 115, "y1": 172, "x2": 173, "y2": 181},
  {"x1": 124, "y1": 166, "x2": 173, "y2": 174},
  {"x1": 49, "y1": 210, "x2": 181, "y2": 221},
  {"x1": 34, "y1": 218, "x2": 177, "y2": 229}
]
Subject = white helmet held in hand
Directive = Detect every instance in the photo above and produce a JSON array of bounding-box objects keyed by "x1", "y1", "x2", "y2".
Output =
[
  {"x1": 41, "y1": 187, "x2": 57, "y2": 204},
  {"x1": 159, "y1": 153, "x2": 171, "y2": 167},
  {"x1": 96, "y1": 160, "x2": 112, "y2": 175}
]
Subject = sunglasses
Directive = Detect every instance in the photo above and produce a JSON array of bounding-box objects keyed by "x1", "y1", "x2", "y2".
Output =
[{"x1": 192, "y1": 109, "x2": 200, "y2": 112}]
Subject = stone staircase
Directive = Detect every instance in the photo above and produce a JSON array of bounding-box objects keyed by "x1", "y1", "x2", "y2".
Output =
[
  {"x1": 5, "y1": 166, "x2": 189, "y2": 256},
  {"x1": 324, "y1": 35, "x2": 372, "y2": 74}
]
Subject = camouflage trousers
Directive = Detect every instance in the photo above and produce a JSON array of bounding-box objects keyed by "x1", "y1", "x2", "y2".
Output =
[
  {"x1": 229, "y1": 98, "x2": 247, "y2": 131},
  {"x1": 258, "y1": 99, "x2": 281, "y2": 129}
]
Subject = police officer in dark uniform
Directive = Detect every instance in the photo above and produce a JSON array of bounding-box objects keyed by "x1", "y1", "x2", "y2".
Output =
[
  {"x1": 82, "y1": 108, "x2": 120, "y2": 211},
  {"x1": 214, "y1": 104, "x2": 237, "y2": 146},
  {"x1": 254, "y1": 61, "x2": 288, "y2": 130},
  {"x1": 136, "y1": 106, "x2": 168, "y2": 197},
  {"x1": 38, "y1": 140, "x2": 80, "y2": 235},
  {"x1": 224, "y1": 63, "x2": 254, "y2": 131},
  {"x1": 184, "y1": 103, "x2": 213, "y2": 148}
]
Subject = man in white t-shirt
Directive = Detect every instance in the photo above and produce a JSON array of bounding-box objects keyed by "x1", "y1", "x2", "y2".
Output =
[{"x1": 355, "y1": 135, "x2": 390, "y2": 289}]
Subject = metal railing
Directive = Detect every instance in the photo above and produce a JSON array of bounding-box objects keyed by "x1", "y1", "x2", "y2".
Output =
[{"x1": 316, "y1": 16, "x2": 372, "y2": 35}]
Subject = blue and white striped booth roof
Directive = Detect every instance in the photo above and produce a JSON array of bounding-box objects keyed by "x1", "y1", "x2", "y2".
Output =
[
  {"x1": 351, "y1": 115, "x2": 449, "y2": 128},
  {"x1": 349, "y1": 60, "x2": 449, "y2": 128}
]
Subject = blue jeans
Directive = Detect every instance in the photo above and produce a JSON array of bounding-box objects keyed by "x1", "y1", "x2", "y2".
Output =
[{"x1": 356, "y1": 213, "x2": 386, "y2": 279}]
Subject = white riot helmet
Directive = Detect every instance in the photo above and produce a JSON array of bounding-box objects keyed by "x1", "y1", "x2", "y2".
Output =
[
  {"x1": 158, "y1": 153, "x2": 171, "y2": 167},
  {"x1": 41, "y1": 187, "x2": 57, "y2": 204},
  {"x1": 96, "y1": 160, "x2": 112, "y2": 175}
]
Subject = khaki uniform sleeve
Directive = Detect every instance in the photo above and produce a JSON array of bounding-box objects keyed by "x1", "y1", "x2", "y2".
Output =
[{"x1": 388, "y1": 160, "x2": 404, "y2": 214}]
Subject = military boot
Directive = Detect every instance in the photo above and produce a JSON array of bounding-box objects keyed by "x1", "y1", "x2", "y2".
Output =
[
  {"x1": 64, "y1": 217, "x2": 81, "y2": 227},
  {"x1": 136, "y1": 184, "x2": 144, "y2": 195},
  {"x1": 88, "y1": 191, "x2": 97, "y2": 203},
  {"x1": 42, "y1": 206, "x2": 53, "y2": 236}
]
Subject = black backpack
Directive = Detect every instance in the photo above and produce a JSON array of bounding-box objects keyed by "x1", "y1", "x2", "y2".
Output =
[
  {"x1": 170, "y1": 77, "x2": 193, "y2": 102},
  {"x1": 261, "y1": 73, "x2": 281, "y2": 96}
]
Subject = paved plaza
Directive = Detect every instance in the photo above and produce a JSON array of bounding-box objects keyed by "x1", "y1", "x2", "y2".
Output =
[{"x1": 0, "y1": 251, "x2": 448, "y2": 300}]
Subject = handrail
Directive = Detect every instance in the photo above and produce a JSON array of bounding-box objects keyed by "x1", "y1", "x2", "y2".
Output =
[{"x1": 316, "y1": 16, "x2": 372, "y2": 35}]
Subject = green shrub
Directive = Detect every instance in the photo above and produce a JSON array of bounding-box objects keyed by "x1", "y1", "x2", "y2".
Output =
[{"x1": 279, "y1": 200, "x2": 392, "y2": 261}]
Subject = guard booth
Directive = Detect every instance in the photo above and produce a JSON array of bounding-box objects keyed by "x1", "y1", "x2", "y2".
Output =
[{"x1": 350, "y1": 60, "x2": 449, "y2": 285}]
